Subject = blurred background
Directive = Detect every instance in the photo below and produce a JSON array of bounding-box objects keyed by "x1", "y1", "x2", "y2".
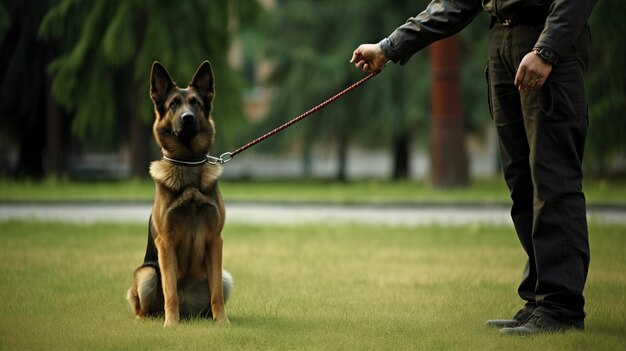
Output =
[{"x1": 1, "y1": 0, "x2": 624, "y2": 185}]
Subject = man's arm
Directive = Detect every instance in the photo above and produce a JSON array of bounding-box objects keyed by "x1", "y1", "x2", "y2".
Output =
[
  {"x1": 382, "y1": 0, "x2": 483, "y2": 65},
  {"x1": 351, "y1": 0, "x2": 482, "y2": 72},
  {"x1": 515, "y1": 0, "x2": 597, "y2": 92},
  {"x1": 534, "y1": 0, "x2": 598, "y2": 63}
]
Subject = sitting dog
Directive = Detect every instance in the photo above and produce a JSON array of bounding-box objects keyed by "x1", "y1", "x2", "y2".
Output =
[{"x1": 127, "y1": 61, "x2": 233, "y2": 326}]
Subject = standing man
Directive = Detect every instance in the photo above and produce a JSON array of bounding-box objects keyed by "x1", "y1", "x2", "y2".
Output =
[{"x1": 351, "y1": 0, "x2": 597, "y2": 335}]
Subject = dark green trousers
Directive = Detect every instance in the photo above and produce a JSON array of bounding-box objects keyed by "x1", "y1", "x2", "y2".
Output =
[{"x1": 487, "y1": 22, "x2": 591, "y2": 322}]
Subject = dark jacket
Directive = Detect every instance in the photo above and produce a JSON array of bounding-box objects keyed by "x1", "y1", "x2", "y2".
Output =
[{"x1": 381, "y1": 0, "x2": 597, "y2": 64}]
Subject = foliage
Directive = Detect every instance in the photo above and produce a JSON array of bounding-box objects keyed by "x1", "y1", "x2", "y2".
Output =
[
  {"x1": 38, "y1": 0, "x2": 262, "y2": 149},
  {"x1": 0, "y1": 2, "x2": 9, "y2": 41},
  {"x1": 255, "y1": 1, "x2": 494, "y2": 181},
  {"x1": 0, "y1": 1, "x2": 49, "y2": 129},
  {"x1": 585, "y1": 1, "x2": 626, "y2": 174},
  {"x1": 0, "y1": 0, "x2": 56, "y2": 177},
  {"x1": 460, "y1": 12, "x2": 491, "y2": 133},
  {"x1": 2, "y1": 1, "x2": 623, "y2": 179},
  {"x1": 259, "y1": 0, "x2": 431, "y2": 152}
]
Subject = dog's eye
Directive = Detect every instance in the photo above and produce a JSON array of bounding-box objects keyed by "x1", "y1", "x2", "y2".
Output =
[
  {"x1": 190, "y1": 98, "x2": 201, "y2": 108},
  {"x1": 170, "y1": 99, "x2": 180, "y2": 110}
]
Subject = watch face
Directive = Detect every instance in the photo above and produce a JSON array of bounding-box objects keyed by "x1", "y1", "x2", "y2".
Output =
[
  {"x1": 541, "y1": 49, "x2": 553, "y2": 61},
  {"x1": 535, "y1": 48, "x2": 556, "y2": 64}
]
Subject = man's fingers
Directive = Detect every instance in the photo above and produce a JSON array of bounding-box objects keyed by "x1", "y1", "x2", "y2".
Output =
[
  {"x1": 529, "y1": 76, "x2": 544, "y2": 91},
  {"x1": 355, "y1": 58, "x2": 373, "y2": 72},
  {"x1": 514, "y1": 68, "x2": 526, "y2": 88},
  {"x1": 351, "y1": 44, "x2": 386, "y2": 72},
  {"x1": 518, "y1": 76, "x2": 544, "y2": 92},
  {"x1": 350, "y1": 50, "x2": 361, "y2": 64},
  {"x1": 351, "y1": 45, "x2": 367, "y2": 64},
  {"x1": 523, "y1": 75, "x2": 533, "y2": 91},
  {"x1": 515, "y1": 68, "x2": 534, "y2": 92},
  {"x1": 354, "y1": 59, "x2": 373, "y2": 73},
  {"x1": 521, "y1": 72, "x2": 543, "y2": 92},
  {"x1": 515, "y1": 51, "x2": 553, "y2": 92}
]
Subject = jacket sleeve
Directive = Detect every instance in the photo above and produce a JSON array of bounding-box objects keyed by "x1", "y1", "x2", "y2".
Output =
[
  {"x1": 534, "y1": 0, "x2": 598, "y2": 61},
  {"x1": 380, "y1": 0, "x2": 483, "y2": 65}
]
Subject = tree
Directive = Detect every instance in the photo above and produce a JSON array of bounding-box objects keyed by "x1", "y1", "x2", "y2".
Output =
[
  {"x1": 585, "y1": 1, "x2": 626, "y2": 175},
  {"x1": 429, "y1": 36, "x2": 469, "y2": 188},
  {"x1": 0, "y1": 0, "x2": 61, "y2": 178},
  {"x1": 260, "y1": 0, "x2": 431, "y2": 181},
  {"x1": 38, "y1": 0, "x2": 261, "y2": 177}
]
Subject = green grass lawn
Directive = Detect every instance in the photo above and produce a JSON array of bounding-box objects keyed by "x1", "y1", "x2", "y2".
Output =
[
  {"x1": 0, "y1": 220, "x2": 624, "y2": 350},
  {"x1": 2, "y1": 177, "x2": 626, "y2": 205}
]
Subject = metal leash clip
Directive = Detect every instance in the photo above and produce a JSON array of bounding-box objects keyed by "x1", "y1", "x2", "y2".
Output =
[{"x1": 206, "y1": 152, "x2": 233, "y2": 165}]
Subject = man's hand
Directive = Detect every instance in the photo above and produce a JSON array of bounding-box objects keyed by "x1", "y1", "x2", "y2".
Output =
[
  {"x1": 514, "y1": 51, "x2": 553, "y2": 93},
  {"x1": 350, "y1": 44, "x2": 389, "y2": 73}
]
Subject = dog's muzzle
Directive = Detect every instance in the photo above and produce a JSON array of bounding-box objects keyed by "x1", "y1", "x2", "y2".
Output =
[{"x1": 175, "y1": 113, "x2": 198, "y2": 137}]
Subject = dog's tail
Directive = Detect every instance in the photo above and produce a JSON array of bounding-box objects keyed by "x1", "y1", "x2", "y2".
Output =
[{"x1": 222, "y1": 270, "x2": 234, "y2": 303}]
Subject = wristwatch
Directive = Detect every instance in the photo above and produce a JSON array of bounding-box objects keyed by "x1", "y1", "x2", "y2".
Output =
[{"x1": 533, "y1": 47, "x2": 558, "y2": 65}]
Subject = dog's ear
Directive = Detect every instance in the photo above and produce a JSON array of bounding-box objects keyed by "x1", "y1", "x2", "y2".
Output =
[
  {"x1": 189, "y1": 61, "x2": 215, "y2": 109},
  {"x1": 150, "y1": 61, "x2": 175, "y2": 108}
]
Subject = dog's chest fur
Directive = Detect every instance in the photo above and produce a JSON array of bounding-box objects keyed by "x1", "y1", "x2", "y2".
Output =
[
  {"x1": 149, "y1": 160, "x2": 223, "y2": 274},
  {"x1": 150, "y1": 160, "x2": 222, "y2": 194}
]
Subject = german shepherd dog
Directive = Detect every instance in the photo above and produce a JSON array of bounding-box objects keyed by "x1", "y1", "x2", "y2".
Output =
[{"x1": 127, "y1": 61, "x2": 233, "y2": 326}]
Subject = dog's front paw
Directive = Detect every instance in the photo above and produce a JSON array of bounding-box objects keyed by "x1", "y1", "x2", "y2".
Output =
[
  {"x1": 163, "y1": 316, "x2": 180, "y2": 327},
  {"x1": 213, "y1": 315, "x2": 230, "y2": 326}
]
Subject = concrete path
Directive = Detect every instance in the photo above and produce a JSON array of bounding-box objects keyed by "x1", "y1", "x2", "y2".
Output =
[{"x1": 1, "y1": 202, "x2": 624, "y2": 227}]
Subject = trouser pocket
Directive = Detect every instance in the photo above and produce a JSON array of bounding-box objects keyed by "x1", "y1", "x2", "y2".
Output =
[
  {"x1": 541, "y1": 59, "x2": 586, "y2": 123},
  {"x1": 485, "y1": 64, "x2": 494, "y2": 119}
]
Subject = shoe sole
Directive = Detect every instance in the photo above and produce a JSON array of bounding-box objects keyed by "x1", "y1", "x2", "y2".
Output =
[{"x1": 485, "y1": 319, "x2": 521, "y2": 328}]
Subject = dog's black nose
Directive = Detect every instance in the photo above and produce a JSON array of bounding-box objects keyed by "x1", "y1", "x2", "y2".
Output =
[{"x1": 181, "y1": 113, "x2": 195, "y2": 124}]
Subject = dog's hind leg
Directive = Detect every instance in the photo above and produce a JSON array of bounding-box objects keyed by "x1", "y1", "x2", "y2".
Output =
[{"x1": 127, "y1": 265, "x2": 163, "y2": 318}]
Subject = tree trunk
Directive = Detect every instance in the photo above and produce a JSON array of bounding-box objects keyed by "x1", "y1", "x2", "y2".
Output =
[
  {"x1": 129, "y1": 106, "x2": 151, "y2": 178},
  {"x1": 302, "y1": 134, "x2": 313, "y2": 178},
  {"x1": 45, "y1": 90, "x2": 63, "y2": 177},
  {"x1": 428, "y1": 35, "x2": 469, "y2": 188},
  {"x1": 44, "y1": 43, "x2": 64, "y2": 178},
  {"x1": 392, "y1": 132, "x2": 411, "y2": 180},
  {"x1": 129, "y1": 10, "x2": 151, "y2": 178},
  {"x1": 17, "y1": 121, "x2": 45, "y2": 179},
  {"x1": 17, "y1": 54, "x2": 47, "y2": 179},
  {"x1": 337, "y1": 135, "x2": 348, "y2": 182}
]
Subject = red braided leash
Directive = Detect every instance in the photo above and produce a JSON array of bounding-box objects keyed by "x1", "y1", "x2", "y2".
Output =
[{"x1": 208, "y1": 69, "x2": 383, "y2": 164}]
